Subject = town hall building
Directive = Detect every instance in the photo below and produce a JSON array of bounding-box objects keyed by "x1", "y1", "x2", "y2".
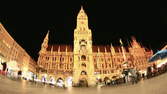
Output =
[{"x1": 37, "y1": 7, "x2": 153, "y2": 86}]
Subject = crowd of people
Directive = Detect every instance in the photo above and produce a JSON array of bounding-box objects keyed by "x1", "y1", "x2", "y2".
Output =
[
  {"x1": 100, "y1": 63, "x2": 167, "y2": 87},
  {"x1": 147, "y1": 63, "x2": 167, "y2": 79},
  {"x1": 97, "y1": 69, "x2": 143, "y2": 87}
]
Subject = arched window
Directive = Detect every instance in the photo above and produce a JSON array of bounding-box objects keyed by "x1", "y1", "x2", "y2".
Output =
[
  {"x1": 81, "y1": 55, "x2": 86, "y2": 61},
  {"x1": 79, "y1": 39, "x2": 87, "y2": 44},
  {"x1": 81, "y1": 71, "x2": 87, "y2": 75},
  {"x1": 81, "y1": 63, "x2": 86, "y2": 67},
  {"x1": 80, "y1": 45, "x2": 86, "y2": 50},
  {"x1": 57, "y1": 78, "x2": 64, "y2": 83}
]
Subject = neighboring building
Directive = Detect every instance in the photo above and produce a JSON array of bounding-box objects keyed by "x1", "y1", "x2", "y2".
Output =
[
  {"x1": 152, "y1": 45, "x2": 167, "y2": 68},
  {"x1": 37, "y1": 7, "x2": 153, "y2": 86},
  {"x1": 0, "y1": 23, "x2": 37, "y2": 79}
]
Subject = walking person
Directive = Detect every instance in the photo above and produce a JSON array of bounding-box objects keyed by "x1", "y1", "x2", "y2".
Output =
[
  {"x1": 17, "y1": 70, "x2": 22, "y2": 80},
  {"x1": 1, "y1": 62, "x2": 7, "y2": 76}
]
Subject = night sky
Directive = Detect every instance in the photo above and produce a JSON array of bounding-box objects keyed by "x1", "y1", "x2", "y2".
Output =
[{"x1": 0, "y1": 1, "x2": 167, "y2": 61}]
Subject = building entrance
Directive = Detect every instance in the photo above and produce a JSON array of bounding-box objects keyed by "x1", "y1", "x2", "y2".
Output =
[{"x1": 78, "y1": 78, "x2": 88, "y2": 87}]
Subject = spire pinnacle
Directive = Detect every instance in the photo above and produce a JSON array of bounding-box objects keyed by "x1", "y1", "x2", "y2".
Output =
[
  {"x1": 105, "y1": 47, "x2": 107, "y2": 53},
  {"x1": 51, "y1": 46, "x2": 53, "y2": 54},
  {"x1": 130, "y1": 36, "x2": 141, "y2": 48},
  {"x1": 47, "y1": 30, "x2": 50, "y2": 34},
  {"x1": 65, "y1": 46, "x2": 67, "y2": 55},
  {"x1": 98, "y1": 47, "x2": 100, "y2": 53},
  {"x1": 111, "y1": 43, "x2": 113, "y2": 47},
  {"x1": 44, "y1": 30, "x2": 50, "y2": 40},
  {"x1": 81, "y1": 5, "x2": 83, "y2": 10},
  {"x1": 77, "y1": 6, "x2": 87, "y2": 19},
  {"x1": 58, "y1": 46, "x2": 60, "y2": 53},
  {"x1": 40, "y1": 30, "x2": 49, "y2": 54},
  {"x1": 119, "y1": 38, "x2": 123, "y2": 46}
]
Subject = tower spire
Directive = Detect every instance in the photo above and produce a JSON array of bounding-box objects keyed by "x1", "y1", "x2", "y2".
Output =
[
  {"x1": 81, "y1": 5, "x2": 83, "y2": 10},
  {"x1": 76, "y1": 6, "x2": 88, "y2": 29},
  {"x1": 119, "y1": 38, "x2": 126, "y2": 61},
  {"x1": 98, "y1": 47, "x2": 100, "y2": 53},
  {"x1": 39, "y1": 30, "x2": 49, "y2": 54},
  {"x1": 110, "y1": 43, "x2": 115, "y2": 55},
  {"x1": 131, "y1": 36, "x2": 141, "y2": 48},
  {"x1": 119, "y1": 38, "x2": 123, "y2": 46}
]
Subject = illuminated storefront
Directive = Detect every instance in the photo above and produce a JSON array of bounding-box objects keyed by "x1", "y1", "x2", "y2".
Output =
[{"x1": 7, "y1": 61, "x2": 19, "y2": 78}]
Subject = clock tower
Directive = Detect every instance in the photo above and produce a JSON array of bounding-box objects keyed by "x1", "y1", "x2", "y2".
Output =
[{"x1": 73, "y1": 6, "x2": 96, "y2": 86}]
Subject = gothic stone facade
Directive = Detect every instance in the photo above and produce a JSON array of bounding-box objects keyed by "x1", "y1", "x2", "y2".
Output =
[{"x1": 37, "y1": 7, "x2": 153, "y2": 86}]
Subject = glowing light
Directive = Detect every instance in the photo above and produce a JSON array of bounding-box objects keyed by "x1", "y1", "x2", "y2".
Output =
[
  {"x1": 97, "y1": 76, "x2": 101, "y2": 79},
  {"x1": 7, "y1": 61, "x2": 19, "y2": 71},
  {"x1": 22, "y1": 67, "x2": 28, "y2": 78},
  {"x1": 57, "y1": 80, "x2": 64, "y2": 87},
  {"x1": 49, "y1": 77, "x2": 56, "y2": 85},
  {"x1": 66, "y1": 77, "x2": 73, "y2": 87}
]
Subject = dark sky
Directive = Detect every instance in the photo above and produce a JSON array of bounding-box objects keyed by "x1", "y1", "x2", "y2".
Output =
[{"x1": 0, "y1": 1, "x2": 167, "y2": 61}]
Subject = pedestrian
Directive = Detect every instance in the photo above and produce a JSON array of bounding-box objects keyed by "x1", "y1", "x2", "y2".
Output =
[
  {"x1": 1, "y1": 62, "x2": 7, "y2": 76},
  {"x1": 17, "y1": 70, "x2": 22, "y2": 80}
]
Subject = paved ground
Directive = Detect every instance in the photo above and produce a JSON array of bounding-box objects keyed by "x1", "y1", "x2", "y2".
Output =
[{"x1": 0, "y1": 73, "x2": 167, "y2": 94}]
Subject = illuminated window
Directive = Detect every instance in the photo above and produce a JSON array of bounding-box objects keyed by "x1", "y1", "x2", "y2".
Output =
[
  {"x1": 61, "y1": 57, "x2": 64, "y2": 62},
  {"x1": 70, "y1": 57, "x2": 73, "y2": 62},
  {"x1": 109, "y1": 64, "x2": 111, "y2": 68},
  {"x1": 46, "y1": 57, "x2": 49, "y2": 61},
  {"x1": 102, "y1": 64, "x2": 104, "y2": 68},
  {"x1": 79, "y1": 39, "x2": 87, "y2": 44},
  {"x1": 60, "y1": 64, "x2": 63, "y2": 68},
  {"x1": 108, "y1": 58, "x2": 110, "y2": 62},
  {"x1": 101, "y1": 58, "x2": 104, "y2": 62},
  {"x1": 81, "y1": 71, "x2": 87, "y2": 75},
  {"x1": 81, "y1": 55, "x2": 86, "y2": 61},
  {"x1": 81, "y1": 63, "x2": 86, "y2": 67},
  {"x1": 80, "y1": 45, "x2": 86, "y2": 50},
  {"x1": 94, "y1": 58, "x2": 96, "y2": 62}
]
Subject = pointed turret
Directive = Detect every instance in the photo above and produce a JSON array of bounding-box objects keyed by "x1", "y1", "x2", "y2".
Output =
[
  {"x1": 65, "y1": 46, "x2": 68, "y2": 55},
  {"x1": 76, "y1": 6, "x2": 88, "y2": 29},
  {"x1": 39, "y1": 31, "x2": 49, "y2": 54},
  {"x1": 51, "y1": 46, "x2": 53, "y2": 54},
  {"x1": 130, "y1": 36, "x2": 141, "y2": 48},
  {"x1": 98, "y1": 47, "x2": 100, "y2": 53},
  {"x1": 105, "y1": 47, "x2": 107, "y2": 53},
  {"x1": 119, "y1": 38, "x2": 126, "y2": 61},
  {"x1": 110, "y1": 43, "x2": 115, "y2": 55},
  {"x1": 77, "y1": 6, "x2": 88, "y2": 21},
  {"x1": 119, "y1": 38, "x2": 123, "y2": 46},
  {"x1": 58, "y1": 46, "x2": 60, "y2": 53}
]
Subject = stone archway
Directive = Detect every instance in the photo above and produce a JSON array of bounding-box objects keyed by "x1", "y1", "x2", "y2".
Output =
[
  {"x1": 104, "y1": 77, "x2": 110, "y2": 85},
  {"x1": 78, "y1": 71, "x2": 88, "y2": 87},
  {"x1": 78, "y1": 78, "x2": 88, "y2": 87},
  {"x1": 81, "y1": 71, "x2": 87, "y2": 75}
]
